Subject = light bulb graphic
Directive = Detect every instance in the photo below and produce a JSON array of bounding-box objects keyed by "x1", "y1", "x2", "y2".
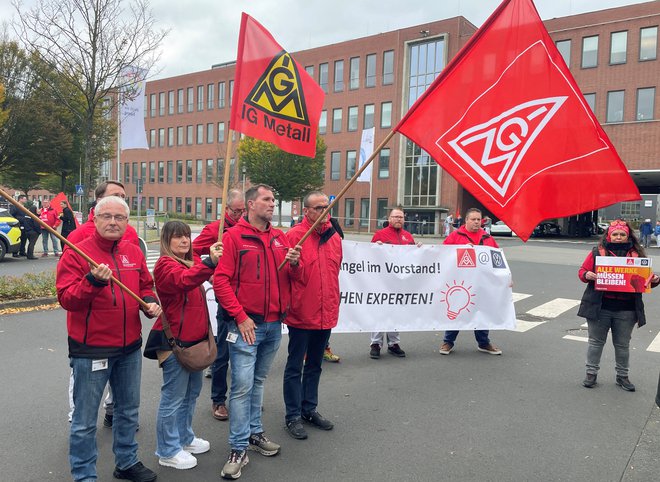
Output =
[{"x1": 441, "y1": 281, "x2": 475, "y2": 320}]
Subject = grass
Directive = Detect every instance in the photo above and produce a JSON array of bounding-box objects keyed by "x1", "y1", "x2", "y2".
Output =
[{"x1": 0, "y1": 271, "x2": 57, "y2": 302}]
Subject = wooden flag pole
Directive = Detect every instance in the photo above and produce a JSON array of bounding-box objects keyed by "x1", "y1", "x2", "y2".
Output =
[
  {"x1": 278, "y1": 129, "x2": 396, "y2": 270},
  {"x1": 0, "y1": 188, "x2": 149, "y2": 309},
  {"x1": 217, "y1": 131, "x2": 236, "y2": 240}
]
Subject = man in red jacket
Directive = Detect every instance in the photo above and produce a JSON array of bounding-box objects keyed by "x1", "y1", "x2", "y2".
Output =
[
  {"x1": 283, "y1": 191, "x2": 342, "y2": 440},
  {"x1": 39, "y1": 200, "x2": 61, "y2": 256},
  {"x1": 213, "y1": 184, "x2": 301, "y2": 480},
  {"x1": 441, "y1": 208, "x2": 502, "y2": 355},
  {"x1": 369, "y1": 207, "x2": 418, "y2": 359},
  {"x1": 56, "y1": 196, "x2": 161, "y2": 482},
  {"x1": 193, "y1": 188, "x2": 246, "y2": 422}
]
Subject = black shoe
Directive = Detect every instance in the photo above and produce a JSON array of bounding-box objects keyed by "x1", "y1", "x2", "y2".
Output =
[
  {"x1": 285, "y1": 418, "x2": 308, "y2": 440},
  {"x1": 12, "y1": 253, "x2": 20, "y2": 258},
  {"x1": 302, "y1": 411, "x2": 334, "y2": 430},
  {"x1": 369, "y1": 344, "x2": 380, "y2": 359},
  {"x1": 616, "y1": 376, "x2": 636, "y2": 392},
  {"x1": 103, "y1": 413, "x2": 113, "y2": 427},
  {"x1": 387, "y1": 344, "x2": 406, "y2": 357},
  {"x1": 113, "y1": 461, "x2": 157, "y2": 481},
  {"x1": 583, "y1": 373, "x2": 597, "y2": 388}
]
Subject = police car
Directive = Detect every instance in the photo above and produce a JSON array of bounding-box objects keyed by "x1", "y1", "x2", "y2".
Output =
[{"x1": 0, "y1": 208, "x2": 21, "y2": 261}]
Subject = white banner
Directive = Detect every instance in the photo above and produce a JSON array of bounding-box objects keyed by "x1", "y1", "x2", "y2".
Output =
[
  {"x1": 120, "y1": 67, "x2": 148, "y2": 150},
  {"x1": 335, "y1": 241, "x2": 515, "y2": 332},
  {"x1": 357, "y1": 127, "x2": 375, "y2": 182}
]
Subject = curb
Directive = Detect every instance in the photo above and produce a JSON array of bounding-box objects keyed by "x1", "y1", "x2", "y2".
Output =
[{"x1": 0, "y1": 297, "x2": 59, "y2": 310}]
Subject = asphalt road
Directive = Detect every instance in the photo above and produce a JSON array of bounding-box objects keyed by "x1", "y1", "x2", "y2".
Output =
[{"x1": 1, "y1": 237, "x2": 660, "y2": 481}]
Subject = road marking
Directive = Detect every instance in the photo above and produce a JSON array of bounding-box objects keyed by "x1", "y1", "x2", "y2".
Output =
[
  {"x1": 512, "y1": 292, "x2": 532, "y2": 303},
  {"x1": 563, "y1": 335, "x2": 587, "y2": 343},
  {"x1": 513, "y1": 319, "x2": 546, "y2": 332},
  {"x1": 527, "y1": 298, "x2": 580, "y2": 318},
  {"x1": 646, "y1": 332, "x2": 660, "y2": 353}
]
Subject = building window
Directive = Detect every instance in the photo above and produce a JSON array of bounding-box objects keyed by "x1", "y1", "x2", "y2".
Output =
[
  {"x1": 167, "y1": 161, "x2": 173, "y2": 183},
  {"x1": 148, "y1": 197, "x2": 154, "y2": 209},
  {"x1": 206, "y1": 159, "x2": 214, "y2": 182},
  {"x1": 229, "y1": 80, "x2": 234, "y2": 107},
  {"x1": 140, "y1": 162, "x2": 147, "y2": 182},
  {"x1": 207, "y1": 83, "x2": 215, "y2": 110},
  {"x1": 187, "y1": 87, "x2": 194, "y2": 112},
  {"x1": 216, "y1": 159, "x2": 224, "y2": 182},
  {"x1": 364, "y1": 104, "x2": 375, "y2": 129},
  {"x1": 349, "y1": 56, "x2": 360, "y2": 90},
  {"x1": 380, "y1": 102, "x2": 392, "y2": 128},
  {"x1": 344, "y1": 198, "x2": 355, "y2": 227},
  {"x1": 305, "y1": 65, "x2": 314, "y2": 77},
  {"x1": 610, "y1": 31, "x2": 627, "y2": 64},
  {"x1": 606, "y1": 90, "x2": 624, "y2": 123},
  {"x1": 403, "y1": 142, "x2": 437, "y2": 207},
  {"x1": 158, "y1": 197, "x2": 164, "y2": 211},
  {"x1": 360, "y1": 198, "x2": 369, "y2": 227},
  {"x1": 176, "y1": 197, "x2": 182, "y2": 213},
  {"x1": 158, "y1": 128, "x2": 165, "y2": 147},
  {"x1": 330, "y1": 151, "x2": 341, "y2": 180},
  {"x1": 196, "y1": 124, "x2": 203, "y2": 144},
  {"x1": 177, "y1": 89, "x2": 184, "y2": 114},
  {"x1": 149, "y1": 129, "x2": 156, "y2": 148},
  {"x1": 186, "y1": 125, "x2": 193, "y2": 145},
  {"x1": 168, "y1": 90, "x2": 174, "y2": 115},
  {"x1": 583, "y1": 93, "x2": 596, "y2": 114},
  {"x1": 185, "y1": 197, "x2": 192, "y2": 214},
  {"x1": 382, "y1": 50, "x2": 394, "y2": 85},
  {"x1": 159, "y1": 92, "x2": 165, "y2": 116},
  {"x1": 620, "y1": 201, "x2": 640, "y2": 218},
  {"x1": 347, "y1": 106, "x2": 358, "y2": 132},
  {"x1": 640, "y1": 26, "x2": 658, "y2": 61},
  {"x1": 177, "y1": 126, "x2": 184, "y2": 146},
  {"x1": 207, "y1": 123, "x2": 214, "y2": 143},
  {"x1": 581, "y1": 35, "x2": 598, "y2": 68},
  {"x1": 150, "y1": 93, "x2": 156, "y2": 117},
  {"x1": 556, "y1": 39, "x2": 571, "y2": 67},
  {"x1": 167, "y1": 127, "x2": 174, "y2": 147},
  {"x1": 218, "y1": 81, "x2": 226, "y2": 108},
  {"x1": 636, "y1": 87, "x2": 655, "y2": 121},
  {"x1": 206, "y1": 198, "x2": 213, "y2": 219},
  {"x1": 167, "y1": 197, "x2": 172, "y2": 212},
  {"x1": 196, "y1": 159, "x2": 203, "y2": 183},
  {"x1": 132, "y1": 162, "x2": 138, "y2": 182},
  {"x1": 186, "y1": 160, "x2": 193, "y2": 183},
  {"x1": 124, "y1": 163, "x2": 130, "y2": 183},
  {"x1": 365, "y1": 53, "x2": 376, "y2": 87},
  {"x1": 197, "y1": 85, "x2": 204, "y2": 111},
  {"x1": 218, "y1": 122, "x2": 225, "y2": 142},
  {"x1": 334, "y1": 59, "x2": 344, "y2": 92},
  {"x1": 332, "y1": 108, "x2": 342, "y2": 133},
  {"x1": 346, "y1": 150, "x2": 356, "y2": 179},
  {"x1": 319, "y1": 110, "x2": 327, "y2": 135},
  {"x1": 319, "y1": 63, "x2": 328, "y2": 93},
  {"x1": 176, "y1": 160, "x2": 183, "y2": 183},
  {"x1": 376, "y1": 198, "x2": 389, "y2": 227},
  {"x1": 158, "y1": 161, "x2": 164, "y2": 183},
  {"x1": 379, "y1": 148, "x2": 390, "y2": 179}
]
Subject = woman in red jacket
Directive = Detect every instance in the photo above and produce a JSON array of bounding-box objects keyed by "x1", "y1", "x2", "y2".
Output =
[{"x1": 144, "y1": 221, "x2": 222, "y2": 470}]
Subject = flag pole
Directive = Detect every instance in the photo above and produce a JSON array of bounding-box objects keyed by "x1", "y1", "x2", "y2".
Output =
[
  {"x1": 0, "y1": 187, "x2": 150, "y2": 310},
  {"x1": 278, "y1": 129, "x2": 396, "y2": 270},
  {"x1": 217, "y1": 131, "x2": 236, "y2": 240}
]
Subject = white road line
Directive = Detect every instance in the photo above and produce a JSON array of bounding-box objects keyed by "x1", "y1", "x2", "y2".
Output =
[
  {"x1": 646, "y1": 332, "x2": 660, "y2": 353},
  {"x1": 512, "y1": 293, "x2": 532, "y2": 303},
  {"x1": 513, "y1": 319, "x2": 546, "y2": 332},
  {"x1": 527, "y1": 298, "x2": 580, "y2": 318},
  {"x1": 563, "y1": 335, "x2": 588, "y2": 343}
]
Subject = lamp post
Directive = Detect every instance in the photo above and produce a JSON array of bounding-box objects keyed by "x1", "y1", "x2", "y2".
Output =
[{"x1": 242, "y1": 166, "x2": 246, "y2": 192}]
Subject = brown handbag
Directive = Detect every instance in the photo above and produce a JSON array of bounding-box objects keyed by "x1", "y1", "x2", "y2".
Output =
[{"x1": 160, "y1": 286, "x2": 217, "y2": 372}]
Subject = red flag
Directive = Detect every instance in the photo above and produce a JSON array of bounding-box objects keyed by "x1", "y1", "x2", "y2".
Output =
[
  {"x1": 51, "y1": 192, "x2": 80, "y2": 227},
  {"x1": 230, "y1": 13, "x2": 325, "y2": 158},
  {"x1": 395, "y1": 0, "x2": 640, "y2": 241}
]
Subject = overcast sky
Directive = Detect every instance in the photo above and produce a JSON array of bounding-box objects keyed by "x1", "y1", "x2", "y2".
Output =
[{"x1": 1, "y1": 0, "x2": 654, "y2": 80}]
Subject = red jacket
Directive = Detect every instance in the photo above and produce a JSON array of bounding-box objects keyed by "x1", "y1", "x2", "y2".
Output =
[
  {"x1": 213, "y1": 217, "x2": 302, "y2": 324},
  {"x1": 56, "y1": 229, "x2": 157, "y2": 358},
  {"x1": 39, "y1": 206, "x2": 60, "y2": 229},
  {"x1": 147, "y1": 255, "x2": 215, "y2": 346},
  {"x1": 444, "y1": 225, "x2": 499, "y2": 247},
  {"x1": 286, "y1": 216, "x2": 342, "y2": 330},
  {"x1": 192, "y1": 214, "x2": 238, "y2": 256},
  {"x1": 371, "y1": 225, "x2": 416, "y2": 245},
  {"x1": 66, "y1": 207, "x2": 139, "y2": 249}
]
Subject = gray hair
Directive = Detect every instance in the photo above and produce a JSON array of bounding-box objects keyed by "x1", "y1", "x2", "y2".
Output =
[
  {"x1": 227, "y1": 189, "x2": 245, "y2": 206},
  {"x1": 95, "y1": 196, "x2": 130, "y2": 217},
  {"x1": 303, "y1": 191, "x2": 327, "y2": 207}
]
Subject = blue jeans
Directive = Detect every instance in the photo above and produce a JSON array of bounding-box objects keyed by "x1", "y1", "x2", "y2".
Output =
[
  {"x1": 228, "y1": 321, "x2": 282, "y2": 450},
  {"x1": 283, "y1": 327, "x2": 331, "y2": 421},
  {"x1": 69, "y1": 349, "x2": 141, "y2": 482},
  {"x1": 443, "y1": 330, "x2": 490, "y2": 348},
  {"x1": 41, "y1": 229, "x2": 59, "y2": 254},
  {"x1": 211, "y1": 318, "x2": 230, "y2": 405},
  {"x1": 156, "y1": 354, "x2": 203, "y2": 458},
  {"x1": 586, "y1": 309, "x2": 636, "y2": 377}
]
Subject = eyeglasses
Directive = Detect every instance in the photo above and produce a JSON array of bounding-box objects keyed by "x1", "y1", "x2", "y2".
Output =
[
  {"x1": 390, "y1": 215, "x2": 405, "y2": 219},
  {"x1": 96, "y1": 213, "x2": 128, "y2": 222},
  {"x1": 228, "y1": 207, "x2": 246, "y2": 214},
  {"x1": 308, "y1": 205, "x2": 329, "y2": 212}
]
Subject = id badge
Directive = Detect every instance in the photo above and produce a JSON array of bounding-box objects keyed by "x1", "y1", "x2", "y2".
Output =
[
  {"x1": 226, "y1": 332, "x2": 239, "y2": 344},
  {"x1": 92, "y1": 359, "x2": 108, "y2": 371}
]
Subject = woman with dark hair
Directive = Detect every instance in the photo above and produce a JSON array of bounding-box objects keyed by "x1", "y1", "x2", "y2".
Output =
[
  {"x1": 144, "y1": 221, "x2": 223, "y2": 470},
  {"x1": 578, "y1": 220, "x2": 659, "y2": 391},
  {"x1": 59, "y1": 201, "x2": 76, "y2": 239}
]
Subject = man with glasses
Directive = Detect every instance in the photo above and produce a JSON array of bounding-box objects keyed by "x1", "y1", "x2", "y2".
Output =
[
  {"x1": 57, "y1": 195, "x2": 161, "y2": 482},
  {"x1": 283, "y1": 192, "x2": 342, "y2": 440},
  {"x1": 369, "y1": 207, "x2": 419, "y2": 359},
  {"x1": 193, "y1": 189, "x2": 246, "y2": 422}
]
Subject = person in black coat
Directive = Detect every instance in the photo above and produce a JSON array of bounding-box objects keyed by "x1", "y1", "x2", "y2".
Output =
[
  {"x1": 9, "y1": 194, "x2": 28, "y2": 257},
  {"x1": 59, "y1": 201, "x2": 76, "y2": 239},
  {"x1": 23, "y1": 205, "x2": 41, "y2": 259}
]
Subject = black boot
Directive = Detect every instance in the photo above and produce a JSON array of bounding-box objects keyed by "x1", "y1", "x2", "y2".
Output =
[{"x1": 583, "y1": 373, "x2": 597, "y2": 388}]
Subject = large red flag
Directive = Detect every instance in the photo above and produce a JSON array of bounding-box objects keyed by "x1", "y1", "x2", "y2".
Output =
[
  {"x1": 51, "y1": 192, "x2": 80, "y2": 227},
  {"x1": 395, "y1": 0, "x2": 640, "y2": 241},
  {"x1": 230, "y1": 13, "x2": 325, "y2": 158}
]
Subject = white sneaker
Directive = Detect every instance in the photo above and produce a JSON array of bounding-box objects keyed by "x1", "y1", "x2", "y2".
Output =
[
  {"x1": 159, "y1": 449, "x2": 197, "y2": 469},
  {"x1": 183, "y1": 436, "x2": 211, "y2": 454}
]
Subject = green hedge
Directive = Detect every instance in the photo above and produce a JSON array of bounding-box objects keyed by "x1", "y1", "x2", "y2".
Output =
[{"x1": 0, "y1": 271, "x2": 57, "y2": 301}]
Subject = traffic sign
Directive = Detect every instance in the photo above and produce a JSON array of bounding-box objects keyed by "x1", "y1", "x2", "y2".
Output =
[{"x1": 75, "y1": 184, "x2": 84, "y2": 195}]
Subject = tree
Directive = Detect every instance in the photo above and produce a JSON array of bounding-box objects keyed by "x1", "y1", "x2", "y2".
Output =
[
  {"x1": 238, "y1": 136, "x2": 326, "y2": 225},
  {"x1": 0, "y1": 84, "x2": 8, "y2": 129},
  {"x1": 12, "y1": 0, "x2": 167, "y2": 211}
]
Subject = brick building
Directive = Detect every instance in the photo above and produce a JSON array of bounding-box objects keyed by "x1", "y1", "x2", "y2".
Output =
[{"x1": 116, "y1": 1, "x2": 660, "y2": 234}]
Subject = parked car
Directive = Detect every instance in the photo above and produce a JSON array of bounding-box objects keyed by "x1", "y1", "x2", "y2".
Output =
[
  {"x1": 490, "y1": 220, "x2": 515, "y2": 237},
  {"x1": 597, "y1": 222, "x2": 608, "y2": 234},
  {"x1": 0, "y1": 208, "x2": 21, "y2": 261},
  {"x1": 533, "y1": 221, "x2": 562, "y2": 237}
]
